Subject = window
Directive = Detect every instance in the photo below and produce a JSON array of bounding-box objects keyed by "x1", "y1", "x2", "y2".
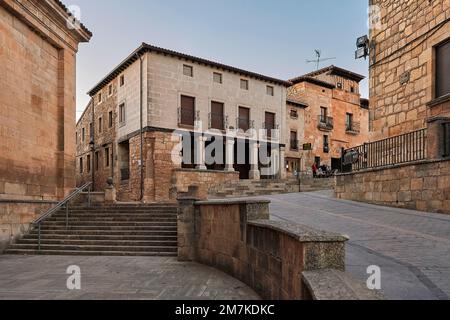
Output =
[
  {"x1": 337, "y1": 82, "x2": 343, "y2": 89},
  {"x1": 87, "y1": 154, "x2": 91, "y2": 173},
  {"x1": 266, "y1": 86, "x2": 274, "y2": 96},
  {"x1": 210, "y1": 101, "x2": 224, "y2": 130},
  {"x1": 443, "y1": 122, "x2": 450, "y2": 157},
  {"x1": 265, "y1": 112, "x2": 276, "y2": 139},
  {"x1": 109, "y1": 111, "x2": 113, "y2": 128},
  {"x1": 120, "y1": 75, "x2": 125, "y2": 87},
  {"x1": 350, "y1": 86, "x2": 355, "y2": 93},
  {"x1": 290, "y1": 131, "x2": 298, "y2": 150},
  {"x1": 109, "y1": 84, "x2": 113, "y2": 96},
  {"x1": 119, "y1": 103, "x2": 126, "y2": 124},
  {"x1": 320, "y1": 107, "x2": 328, "y2": 122},
  {"x1": 89, "y1": 123, "x2": 93, "y2": 140},
  {"x1": 98, "y1": 93, "x2": 102, "y2": 104},
  {"x1": 179, "y1": 95, "x2": 195, "y2": 126},
  {"x1": 435, "y1": 39, "x2": 450, "y2": 98},
  {"x1": 240, "y1": 79, "x2": 249, "y2": 90},
  {"x1": 238, "y1": 107, "x2": 250, "y2": 131},
  {"x1": 82, "y1": 128, "x2": 85, "y2": 142},
  {"x1": 95, "y1": 151, "x2": 99, "y2": 171},
  {"x1": 290, "y1": 109, "x2": 298, "y2": 119},
  {"x1": 79, "y1": 157, "x2": 83, "y2": 173},
  {"x1": 105, "y1": 147, "x2": 110, "y2": 167},
  {"x1": 98, "y1": 117, "x2": 103, "y2": 133},
  {"x1": 323, "y1": 135, "x2": 329, "y2": 153},
  {"x1": 213, "y1": 72, "x2": 223, "y2": 84},
  {"x1": 346, "y1": 113, "x2": 353, "y2": 131},
  {"x1": 75, "y1": 132, "x2": 78, "y2": 144},
  {"x1": 183, "y1": 65, "x2": 193, "y2": 77}
]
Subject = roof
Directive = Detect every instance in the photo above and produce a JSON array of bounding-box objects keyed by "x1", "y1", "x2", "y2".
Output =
[
  {"x1": 295, "y1": 65, "x2": 365, "y2": 83},
  {"x1": 87, "y1": 43, "x2": 292, "y2": 96},
  {"x1": 287, "y1": 98, "x2": 309, "y2": 108},
  {"x1": 54, "y1": 0, "x2": 92, "y2": 37},
  {"x1": 288, "y1": 76, "x2": 336, "y2": 89}
]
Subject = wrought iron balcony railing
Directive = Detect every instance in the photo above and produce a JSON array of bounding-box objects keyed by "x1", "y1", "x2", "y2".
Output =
[
  {"x1": 346, "y1": 121, "x2": 361, "y2": 134},
  {"x1": 318, "y1": 116, "x2": 334, "y2": 131}
]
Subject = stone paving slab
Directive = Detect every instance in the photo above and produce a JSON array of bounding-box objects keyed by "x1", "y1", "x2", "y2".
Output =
[
  {"x1": 259, "y1": 191, "x2": 450, "y2": 300},
  {"x1": 0, "y1": 255, "x2": 260, "y2": 300}
]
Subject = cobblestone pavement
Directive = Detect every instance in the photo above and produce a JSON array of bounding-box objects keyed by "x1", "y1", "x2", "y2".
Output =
[
  {"x1": 262, "y1": 191, "x2": 450, "y2": 300},
  {"x1": 0, "y1": 255, "x2": 260, "y2": 300}
]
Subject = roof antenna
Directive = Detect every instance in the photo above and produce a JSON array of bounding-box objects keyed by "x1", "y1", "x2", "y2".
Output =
[{"x1": 306, "y1": 50, "x2": 336, "y2": 70}]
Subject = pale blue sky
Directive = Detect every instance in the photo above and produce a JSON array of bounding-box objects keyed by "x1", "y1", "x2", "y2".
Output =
[{"x1": 73, "y1": 0, "x2": 370, "y2": 119}]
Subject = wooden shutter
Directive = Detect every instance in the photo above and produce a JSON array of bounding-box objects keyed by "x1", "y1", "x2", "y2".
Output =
[
  {"x1": 181, "y1": 96, "x2": 195, "y2": 126},
  {"x1": 239, "y1": 107, "x2": 250, "y2": 131},
  {"x1": 265, "y1": 112, "x2": 275, "y2": 129},
  {"x1": 211, "y1": 101, "x2": 224, "y2": 130},
  {"x1": 436, "y1": 39, "x2": 450, "y2": 98}
]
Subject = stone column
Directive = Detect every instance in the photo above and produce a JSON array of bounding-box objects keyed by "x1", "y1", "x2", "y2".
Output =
[
  {"x1": 427, "y1": 116, "x2": 450, "y2": 160},
  {"x1": 225, "y1": 137, "x2": 235, "y2": 172},
  {"x1": 279, "y1": 146, "x2": 287, "y2": 179},
  {"x1": 249, "y1": 141, "x2": 260, "y2": 180},
  {"x1": 195, "y1": 135, "x2": 207, "y2": 170}
]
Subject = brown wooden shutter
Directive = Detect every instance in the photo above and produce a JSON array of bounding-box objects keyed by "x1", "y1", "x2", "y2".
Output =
[
  {"x1": 436, "y1": 39, "x2": 450, "y2": 98},
  {"x1": 211, "y1": 101, "x2": 224, "y2": 130},
  {"x1": 265, "y1": 112, "x2": 275, "y2": 129},
  {"x1": 239, "y1": 107, "x2": 250, "y2": 131},
  {"x1": 181, "y1": 95, "x2": 195, "y2": 126}
]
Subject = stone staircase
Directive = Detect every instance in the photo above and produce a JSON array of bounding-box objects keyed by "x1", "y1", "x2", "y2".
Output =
[
  {"x1": 5, "y1": 204, "x2": 178, "y2": 257},
  {"x1": 209, "y1": 179, "x2": 301, "y2": 198}
]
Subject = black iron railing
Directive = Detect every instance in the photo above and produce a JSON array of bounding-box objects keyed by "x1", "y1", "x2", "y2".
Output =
[
  {"x1": 342, "y1": 128, "x2": 427, "y2": 172},
  {"x1": 33, "y1": 182, "x2": 92, "y2": 251},
  {"x1": 444, "y1": 122, "x2": 450, "y2": 157},
  {"x1": 346, "y1": 121, "x2": 361, "y2": 134},
  {"x1": 318, "y1": 116, "x2": 334, "y2": 130}
]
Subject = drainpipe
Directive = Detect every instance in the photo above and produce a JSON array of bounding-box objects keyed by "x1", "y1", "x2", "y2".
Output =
[
  {"x1": 135, "y1": 52, "x2": 144, "y2": 202},
  {"x1": 90, "y1": 100, "x2": 95, "y2": 190}
]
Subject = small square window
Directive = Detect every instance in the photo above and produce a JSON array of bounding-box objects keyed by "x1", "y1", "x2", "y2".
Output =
[
  {"x1": 240, "y1": 79, "x2": 249, "y2": 90},
  {"x1": 337, "y1": 82, "x2": 343, "y2": 89},
  {"x1": 213, "y1": 72, "x2": 223, "y2": 84},
  {"x1": 267, "y1": 86, "x2": 274, "y2": 96},
  {"x1": 183, "y1": 65, "x2": 193, "y2": 77},
  {"x1": 350, "y1": 86, "x2": 355, "y2": 93},
  {"x1": 120, "y1": 75, "x2": 125, "y2": 87}
]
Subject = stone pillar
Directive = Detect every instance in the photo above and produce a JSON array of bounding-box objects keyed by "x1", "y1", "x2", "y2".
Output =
[
  {"x1": 427, "y1": 116, "x2": 450, "y2": 160},
  {"x1": 249, "y1": 141, "x2": 260, "y2": 180},
  {"x1": 279, "y1": 146, "x2": 287, "y2": 179},
  {"x1": 177, "y1": 196, "x2": 198, "y2": 261},
  {"x1": 195, "y1": 135, "x2": 207, "y2": 170},
  {"x1": 225, "y1": 137, "x2": 235, "y2": 172}
]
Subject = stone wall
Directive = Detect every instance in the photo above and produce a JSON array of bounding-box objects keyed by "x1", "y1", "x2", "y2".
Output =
[
  {"x1": 0, "y1": 200, "x2": 55, "y2": 252},
  {"x1": 369, "y1": 0, "x2": 450, "y2": 139},
  {"x1": 172, "y1": 169, "x2": 240, "y2": 200},
  {"x1": 178, "y1": 198, "x2": 348, "y2": 300},
  {"x1": 336, "y1": 158, "x2": 450, "y2": 214}
]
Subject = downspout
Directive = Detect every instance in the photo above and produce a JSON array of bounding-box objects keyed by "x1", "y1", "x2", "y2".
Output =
[
  {"x1": 135, "y1": 52, "x2": 144, "y2": 202},
  {"x1": 91, "y1": 100, "x2": 95, "y2": 189}
]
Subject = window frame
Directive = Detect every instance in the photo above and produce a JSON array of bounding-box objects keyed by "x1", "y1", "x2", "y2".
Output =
[
  {"x1": 435, "y1": 38, "x2": 450, "y2": 99},
  {"x1": 119, "y1": 103, "x2": 126, "y2": 125},
  {"x1": 266, "y1": 85, "x2": 274, "y2": 96},
  {"x1": 213, "y1": 72, "x2": 223, "y2": 84},
  {"x1": 183, "y1": 64, "x2": 194, "y2": 77},
  {"x1": 240, "y1": 79, "x2": 249, "y2": 90}
]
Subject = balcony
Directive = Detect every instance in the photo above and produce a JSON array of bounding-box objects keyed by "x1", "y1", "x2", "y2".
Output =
[
  {"x1": 346, "y1": 121, "x2": 361, "y2": 135},
  {"x1": 263, "y1": 123, "x2": 280, "y2": 140},
  {"x1": 209, "y1": 113, "x2": 227, "y2": 131},
  {"x1": 178, "y1": 108, "x2": 200, "y2": 128},
  {"x1": 318, "y1": 116, "x2": 334, "y2": 131},
  {"x1": 236, "y1": 118, "x2": 253, "y2": 132}
]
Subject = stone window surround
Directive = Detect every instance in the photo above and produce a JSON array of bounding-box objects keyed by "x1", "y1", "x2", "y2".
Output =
[
  {"x1": 119, "y1": 102, "x2": 126, "y2": 127},
  {"x1": 240, "y1": 78, "x2": 249, "y2": 90},
  {"x1": 208, "y1": 98, "x2": 226, "y2": 131},
  {"x1": 266, "y1": 85, "x2": 274, "y2": 96},
  {"x1": 183, "y1": 64, "x2": 194, "y2": 77},
  {"x1": 213, "y1": 72, "x2": 223, "y2": 84},
  {"x1": 120, "y1": 74, "x2": 125, "y2": 87}
]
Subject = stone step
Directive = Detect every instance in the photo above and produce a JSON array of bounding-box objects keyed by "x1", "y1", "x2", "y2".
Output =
[
  {"x1": 7, "y1": 244, "x2": 178, "y2": 253},
  {"x1": 38, "y1": 225, "x2": 177, "y2": 231},
  {"x1": 29, "y1": 229, "x2": 177, "y2": 236},
  {"x1": 23, "y1": 234, "x2": 177, "y2": 241},
  {"x1": 4, "y1": 249, "x2": 178, "y2": 257},
  {"x1": 59, "y1": 209, "x2": 178, "y2": 214},
  {"x1": 16, "y1": 238, "x2": 178, "y2": 247},
  {"x1": 48, "y1": 217, "x2": 177, "y2": 222},
  {"x1": 40, "y1": 221, "x2": 177, "y2": 227}
]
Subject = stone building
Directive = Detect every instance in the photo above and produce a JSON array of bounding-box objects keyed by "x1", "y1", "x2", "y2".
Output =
[
  {"x1": 76, "y1": 43, "x2": 290, "y2": 202},
  {"x1": 368, "y1": 0, "x2": 450, "y2": 139},
  {"x1": 335, "y1": 0, "x2": 450, "y2": 214},
  {"x1": 0, "y1": 0, "x2": 91, "y2": 250},
  {"x1": 286, "y1": 66, "x2": 370, "y2": 174}
]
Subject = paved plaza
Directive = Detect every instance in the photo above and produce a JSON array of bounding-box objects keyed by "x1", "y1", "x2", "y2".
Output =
[
  {"x1": 263, "y1": 191, "x2": 450, "y2": 300},
  {"x1": 0, "y1": 255, "x2": 259, "y2": 300}
]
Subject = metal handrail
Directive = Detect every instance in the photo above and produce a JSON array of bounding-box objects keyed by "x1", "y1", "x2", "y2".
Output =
[{"x1": 33, "y1": 182, "x2": 92, "y2": 251}]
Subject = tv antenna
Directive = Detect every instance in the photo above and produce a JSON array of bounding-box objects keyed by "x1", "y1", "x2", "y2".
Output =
[{"x1": 306, "y1": 50, "x2": 336, "y2": 70}]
